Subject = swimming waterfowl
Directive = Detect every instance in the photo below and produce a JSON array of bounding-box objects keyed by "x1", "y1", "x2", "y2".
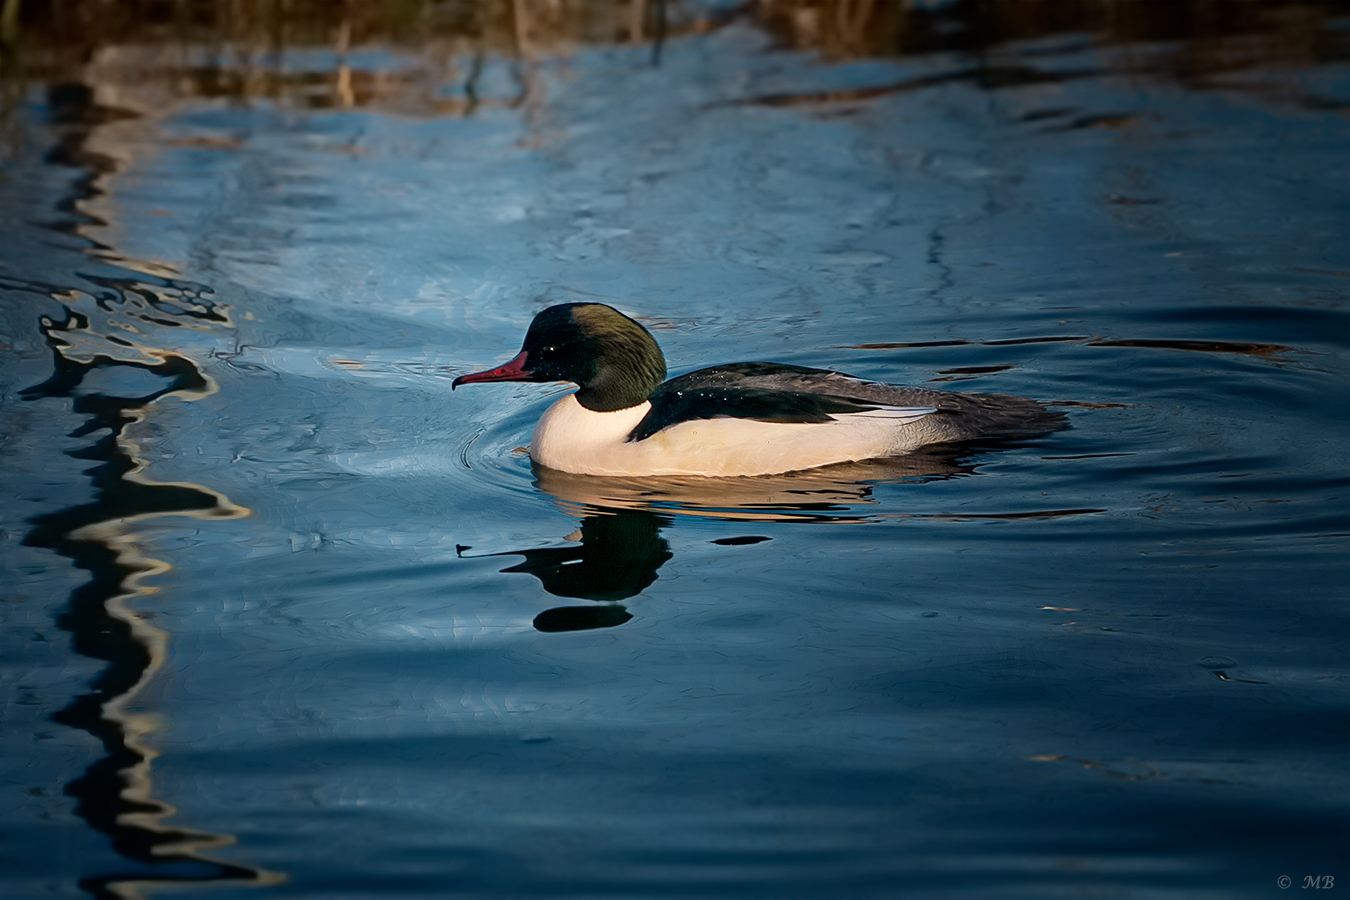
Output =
[{"x1": 452, "y1": 303, "x2": 1062, "y2": 477}]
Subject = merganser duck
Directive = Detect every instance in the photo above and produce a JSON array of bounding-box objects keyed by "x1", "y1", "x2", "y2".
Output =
[{"x1": 452, "y1": 303, "x2": 1062, "y2": 478}]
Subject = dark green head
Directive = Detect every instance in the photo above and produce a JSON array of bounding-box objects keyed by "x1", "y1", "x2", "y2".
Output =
[{"x1": 452, "y1": 303, "x2": 667, "y2": 412}]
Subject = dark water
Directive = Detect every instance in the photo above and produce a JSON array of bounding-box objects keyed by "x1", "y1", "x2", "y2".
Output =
[{"x1": 2, "y1": 5, "x2": 1348, "y2": 898}]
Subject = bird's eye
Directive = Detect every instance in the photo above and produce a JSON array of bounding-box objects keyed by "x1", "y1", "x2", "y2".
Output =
[{"x1": 540, "y1": 345, "x2": 558, "y2": 358}]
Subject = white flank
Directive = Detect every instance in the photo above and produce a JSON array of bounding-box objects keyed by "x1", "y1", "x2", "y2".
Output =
[{"x1": 530, "y1": 394, "x2": 941, "y2": 478}]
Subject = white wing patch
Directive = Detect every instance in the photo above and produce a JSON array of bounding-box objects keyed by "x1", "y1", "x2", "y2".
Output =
[{"x1": 831, "y1": 405, "x2": 936, "y2": 424}]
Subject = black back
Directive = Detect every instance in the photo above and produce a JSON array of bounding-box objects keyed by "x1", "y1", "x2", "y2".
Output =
[{"x1": 627, "y1": 363, "x2": 894, "y2": 442}]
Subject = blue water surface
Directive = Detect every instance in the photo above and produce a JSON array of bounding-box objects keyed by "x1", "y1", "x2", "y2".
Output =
[{"x1": 1, "y1": 14, "x2": 1347, "y2": 900}]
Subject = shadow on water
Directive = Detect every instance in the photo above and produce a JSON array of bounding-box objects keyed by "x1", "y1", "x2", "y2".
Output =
[{"x1": 13, "y1": 82, "x2": 281, "y2": 899}]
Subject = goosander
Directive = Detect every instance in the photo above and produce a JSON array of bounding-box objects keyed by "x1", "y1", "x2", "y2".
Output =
[{"x1": 453, "y1": 303, "x2": 1062, "y2": 477}]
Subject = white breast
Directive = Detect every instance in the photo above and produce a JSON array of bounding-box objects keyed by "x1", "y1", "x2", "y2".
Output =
[
  {"x1": 530, "y1": 394, "x2": 938, "y2": 478},
  {"x1": 530, "y1": 396, "x2": 654, "y2": 475}
]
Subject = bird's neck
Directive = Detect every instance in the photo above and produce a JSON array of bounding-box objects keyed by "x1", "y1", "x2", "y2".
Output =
[{"x1": 575, "y1": 344, "x2": 666, "y2": 412}]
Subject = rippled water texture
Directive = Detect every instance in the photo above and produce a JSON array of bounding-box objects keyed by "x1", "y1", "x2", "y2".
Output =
[{"x1": 2, "y1": 2, "x2": 1348, "y2": 898}]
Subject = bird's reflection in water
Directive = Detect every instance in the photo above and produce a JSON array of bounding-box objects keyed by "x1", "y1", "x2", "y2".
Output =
[
  {"x1": 498, "y1": 510, "x2": 673, "y2": 632},
  {"x1": 489, "y1": 449, "x2": 975, "y2": 632}
]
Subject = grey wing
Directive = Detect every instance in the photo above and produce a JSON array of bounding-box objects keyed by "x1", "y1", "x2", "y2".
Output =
[
  {"x1": 679, "y1": 364, "x2": 1064, "y2": 442},
  {"x1": 661, "y1": 363, "x2": 1064, "y2": 442}
]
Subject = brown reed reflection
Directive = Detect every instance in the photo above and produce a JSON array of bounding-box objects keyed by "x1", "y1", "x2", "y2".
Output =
[
  {"x1": 0, "y1": 0, "x2": 1342, "y2": 150},
  {"x1": 1, "y1": 1, "x2": 1342, "y2": 100},
  {"x1": 754, "y1": 0, "x2": 1348, "y2": 69}
]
